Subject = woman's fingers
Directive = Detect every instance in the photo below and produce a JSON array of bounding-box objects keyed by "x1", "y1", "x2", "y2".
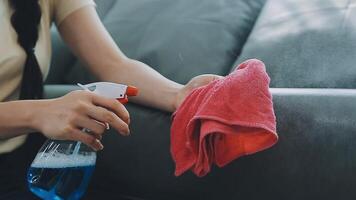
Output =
[
  {"x1": 92, "y1": 133, "x2": 102, "y2": 141},
  {"x1": 86, "y1": 105, "x2": 130, "y2": 136},
  {"x1": 67, "y1": 128, "x2": 104, "y2": 151},
  {"x1": 91, "y1": 94, "x2": 130, "y2": 124},
  {"x1": 75, "y1": 116, "x2": 106, "y2": 136},
  {"x1": 40, "y1": 90, "x2": 132, "y2": 149}
]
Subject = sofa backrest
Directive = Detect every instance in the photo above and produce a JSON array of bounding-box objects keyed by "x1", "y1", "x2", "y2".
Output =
[
  {"x1": 46, "y1": 0, "x2": 266, "y2": 85},
  {"x1": 235, "y1": 0, "x2": 356, "y2": 88}
]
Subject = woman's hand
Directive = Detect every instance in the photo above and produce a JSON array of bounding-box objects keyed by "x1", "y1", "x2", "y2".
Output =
[
  {"x1": 33, "y1": 90, "x2": 130, "y2": 151},
  {"x1": 174, "y1": 74, "x2": 223, "y2": 110}
]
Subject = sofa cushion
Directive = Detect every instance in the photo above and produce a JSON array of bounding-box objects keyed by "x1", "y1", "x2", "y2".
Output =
[
  {"x1": 48, "y1": 0, "x2": 266, "y2": 84},
  {"x1": 234, "y1": 0, "x2": 356, "y2": 88}
]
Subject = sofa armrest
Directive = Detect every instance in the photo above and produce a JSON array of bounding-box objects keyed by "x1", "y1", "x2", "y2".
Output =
[
  {"x1": 44, "y1": 85, "x2": 356, "y2": 199},
  {"x1": 89, "y1": 88, "x2": 356, "y2": 200}
]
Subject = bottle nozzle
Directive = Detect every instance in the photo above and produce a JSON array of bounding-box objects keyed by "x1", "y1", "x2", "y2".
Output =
[{"x1": 126, "y1": 86, "x2": 139, "y2": 96}]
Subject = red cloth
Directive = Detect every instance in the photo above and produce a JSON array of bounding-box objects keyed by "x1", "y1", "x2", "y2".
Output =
[{"x1": 171, "y1": 59, "x2": 278, "y2": 177}]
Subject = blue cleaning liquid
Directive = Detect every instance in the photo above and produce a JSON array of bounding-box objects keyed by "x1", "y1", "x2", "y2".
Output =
[{"x1": 27, "y1": 153, "x2": 96, "y2": 200}]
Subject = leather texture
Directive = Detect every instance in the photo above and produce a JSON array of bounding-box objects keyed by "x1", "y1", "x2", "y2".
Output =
[
  {"x1": 46, "y1": 0, "x2": 266, "y2": 85},
  {"x1": 235, "y1": 0, "x2": 356, "y2": 88},
  {"x1": 44, "y1": 86, "x2": 356, "y2": 199}
]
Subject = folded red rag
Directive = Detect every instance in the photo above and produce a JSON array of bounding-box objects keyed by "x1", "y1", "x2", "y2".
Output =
[{"x1": 171, "y1": 59, "x2": 278, "y2": 177}]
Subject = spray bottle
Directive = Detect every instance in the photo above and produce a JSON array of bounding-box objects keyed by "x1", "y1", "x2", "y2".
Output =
[{"x1": 27, "y1": 82, "x2": 138, "y2": 200}]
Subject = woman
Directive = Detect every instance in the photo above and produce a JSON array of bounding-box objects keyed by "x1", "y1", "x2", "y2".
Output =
[{"x1": 0, "y1": 0, "x2": 221, "y2": 198}]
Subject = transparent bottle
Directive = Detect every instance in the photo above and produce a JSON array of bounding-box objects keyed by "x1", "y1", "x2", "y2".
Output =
[
  {"x1": 27, "y1": 140, "x2": 95, "y2": 200},
  {"x1": 27, "y1": 82, "x2": 138, "y2": 200}
]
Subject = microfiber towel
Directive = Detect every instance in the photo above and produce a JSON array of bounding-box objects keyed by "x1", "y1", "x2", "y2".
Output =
[{"x1": 171, "y1": 59, "x2": 278, "y2": 177}]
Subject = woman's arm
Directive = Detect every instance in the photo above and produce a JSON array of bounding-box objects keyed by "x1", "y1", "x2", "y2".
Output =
[
  {"x1": 0, "y1": 100, "x2": 39, "y2": 139},
  {"x1": 57, "y1": 6, "x2": 183, "y2": 112},
  {"x1": 0, "y1": 5, "x2": 222, "y2": 148}
]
